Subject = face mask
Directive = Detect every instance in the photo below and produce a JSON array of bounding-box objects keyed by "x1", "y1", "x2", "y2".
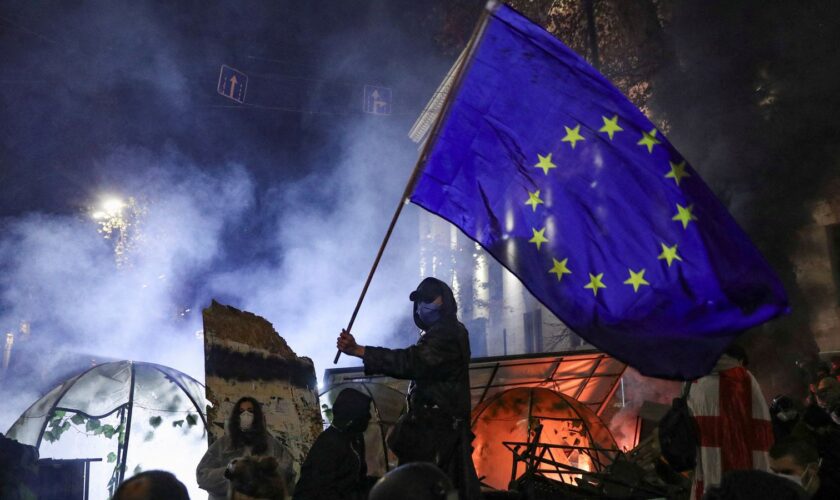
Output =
[
  {"x1": 239, "y1": 410, "x2": 254, "y2": 431},
  {"x1": 800, "y1": 464, "x2": 819, "y2": 495},
  {"x1": 777, "y1": 409, "x2": 798, "y2": 422},
  {"x1": 774, "y1": 472, "x2": 802, "y2": 487},
  {"x1": 416, "y1": 301, "x2": 442, "y2": 327},
  {"x1": 345, "y1": 415, "x2": 371, "y2": 433}
]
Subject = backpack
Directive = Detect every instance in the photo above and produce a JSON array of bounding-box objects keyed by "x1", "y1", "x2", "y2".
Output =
[{"x1": 658, "y1": 382, "x2": 699, "y2": 472}]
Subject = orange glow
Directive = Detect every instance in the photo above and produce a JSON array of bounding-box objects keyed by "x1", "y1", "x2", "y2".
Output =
[{"x1": 471, "y1": 387, "x2": 618, "y2": 490}]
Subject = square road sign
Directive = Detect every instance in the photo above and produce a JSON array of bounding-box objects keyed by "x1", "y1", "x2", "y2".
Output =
[
  {"x1": 363, "y1": 85, "x2": 392, "y2": 115},
  {"x1": 217, "y1": 65, "x2": 248, "y2": 104}
]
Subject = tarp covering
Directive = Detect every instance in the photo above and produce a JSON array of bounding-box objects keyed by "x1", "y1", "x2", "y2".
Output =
[
  {"x1": 7, "y1": 361, "x2": 206, "y2": 447},
  {"x1": 5, "y1": 361, "x2": 208, "y2": 499},
  {"x1": 324, "y1": 350, "x2": 626, "y2": 417}
]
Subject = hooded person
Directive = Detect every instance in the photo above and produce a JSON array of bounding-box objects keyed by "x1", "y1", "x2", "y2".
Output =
[
  {"x1": 337, "y1": 277, "x2": 481, "y2": 500},
  {"x1": 770, "y1": 395, "x2": 802, "y2": 442},
  {"x1": 293, "y1": 388, "x2": 375, "y2": 500},
  {"x1": 197, "y1": 396, "x2": 295, "y2": 500}
]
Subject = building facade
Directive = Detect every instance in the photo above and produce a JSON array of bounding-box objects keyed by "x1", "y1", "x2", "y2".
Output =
[{"x1": 418, "y1": 211, "x2": 588, "y2": 358}]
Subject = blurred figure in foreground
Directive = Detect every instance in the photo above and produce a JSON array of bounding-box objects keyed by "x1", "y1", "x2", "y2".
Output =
[
  {"x1": 114, "y1": 470, "x2": 190, "y2": 500},
  {"x1": 0, "y1": 433, "x2": 38, "y2": 500},
  {"x1": 369, "y1": 462, "x2": 457, "y2": 500},
  {"x1": 702, "y1": 470, "x2": 807, "y2": 500}
]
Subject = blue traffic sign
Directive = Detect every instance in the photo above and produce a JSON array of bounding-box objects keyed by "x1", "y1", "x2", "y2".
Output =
[
  {"x1": 363, "y1": 85, "x2": 392, "y2": 115},
  {"x1": 217, "y1": 65, "x2": 248, "y2": 104}
]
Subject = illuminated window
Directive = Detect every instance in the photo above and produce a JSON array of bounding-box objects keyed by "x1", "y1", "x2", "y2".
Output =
[{"x1": 524, "y1": 309, "x2": 543, "y2": 353}]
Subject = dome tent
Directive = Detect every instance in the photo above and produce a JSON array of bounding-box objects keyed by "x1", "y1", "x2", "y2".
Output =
[
  {"x1": 6, "y1": 361, "x2": 208, "y2": 498},
  {"x1": 319, "y1": 381, "x2": 407, "y2": 476}
]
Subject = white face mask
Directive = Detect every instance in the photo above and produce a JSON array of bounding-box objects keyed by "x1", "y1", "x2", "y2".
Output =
[
  {"x1": 775, "y1": 463, "x2": 820, "y2": 496},
  {"x1": 777, "y1": 409, "x2": 798, "y2": 422},
  {"x1": 239, "y1": 410, "x2": 254, "y2": 431},
  {"x1": 775, "y1": 472, "x2": 802, "y2": 487},
  {"x1": 800, "y1": 463, "x2": 820, "y2": 495}
]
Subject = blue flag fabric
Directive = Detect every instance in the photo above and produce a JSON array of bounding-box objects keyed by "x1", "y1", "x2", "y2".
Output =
[{"x1": 409, "y1": 4, "x2": 788, "y2": 379}]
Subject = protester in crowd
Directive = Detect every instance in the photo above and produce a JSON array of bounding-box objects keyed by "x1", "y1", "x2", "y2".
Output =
[
  {"x1": 769, "y1": 437, "x2": 839, "y2": 499},
  {"x1": 0, "y1": 433, "x2": 39, "y2": 500},
  {"x1": 197, "y1": 396, "x2": 295, "y2": 500},
  {"x1": 293, "y1": 388, "x2": 375, "y2": 500},
  {"x1": 814, "y1": 363, "x2": 831, "y2": 383},
  {"x1": 794, "y1": 375, "x2": 840, "y2": 498},
  {"x1": 226, "y1": 455, "x2": 287, "y2": 500},
  {"x1": 337, "y1": 277, "x2": 481, "y2": 500},
  {"x1": 687, "y1": 344, "x2": 773, "y2": 500},
  {"x1": 813, "y1": 376, "x2": 840, "y2": 425},
  {"x1": 770, "y1": 395, "x2": 801, "y2": 441},
  {"x1": 114, "y1": 470, "x2": 191, "y2": 500},
  {"x1": 829, "y1": 356, "x2": 840, "y2": 379},
  {"x1": 702, "y1": 470, "x2": 807, "y2": 500},
  {"x1": 368, "y1": 462, "x2": 458, "y2": 500}
]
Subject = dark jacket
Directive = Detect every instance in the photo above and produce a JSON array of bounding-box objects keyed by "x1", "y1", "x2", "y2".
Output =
[
  {"x1": 294, "y1": 388, "x2": 373, "y2": 500},
  {"x1": 293, "y1": 427, "x2": 368, "y2": 500},
  {"x1": 363, "y1": 319, "x2": 471, "y2": 419},
  {"x1": 362, "y1": 319, "x2": 479, "y2": 500}
]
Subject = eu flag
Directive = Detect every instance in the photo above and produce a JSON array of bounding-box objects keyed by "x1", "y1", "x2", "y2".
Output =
[{"x1": 409, "y1": 3, "x2": 788, "y2": 379}]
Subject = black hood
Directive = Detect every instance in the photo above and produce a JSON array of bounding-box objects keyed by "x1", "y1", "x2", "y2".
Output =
[
  {"x1": 332, "y1": 388, "x2": 372, "y2": 431},
  {"x1": 410, "y1": 277, "x2": 457, "y2": 330}
]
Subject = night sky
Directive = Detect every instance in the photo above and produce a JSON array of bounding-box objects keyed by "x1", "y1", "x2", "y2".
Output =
[
  {"x1": 0, "y1": 0, "x2": 481, "y2": 427},
  {"x1": 0, "y1": 1, "x2": 464, "y2": 217},
  {"x1": 2, "y1": 0, "x2": 840, "y2": 430}
]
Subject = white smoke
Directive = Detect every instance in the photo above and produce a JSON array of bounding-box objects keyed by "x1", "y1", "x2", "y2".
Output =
[
  {"x1": 204, "y1": 118, "x2": 422, "y2": 372},
  {"x1": 0, "y1": 116, "x2": 427, "y2": 432}
]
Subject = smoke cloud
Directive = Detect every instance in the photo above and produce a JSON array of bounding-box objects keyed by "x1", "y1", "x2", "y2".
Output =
[
  {"x1": 0, "y1": 0, "x2": 467, "y2": 436},
  {"x1": 648, "y1": 0, "x2": 840, "y2": 398}
]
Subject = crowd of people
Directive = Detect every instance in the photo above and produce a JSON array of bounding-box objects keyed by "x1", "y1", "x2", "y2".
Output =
[
  {"x1": 122, "y1": 279, "x2": 840, "y2": 500},
  {"x1": 189, "y1": 277, "x2": 472, "y2": 499},
  {"x1": 3, "y1": 277, "x2": 840, "y2": 500},
  {"x1": 633, "y1": 349, "x2": 840, "y2": 500},
  {"x1": 108, "y1": 343, "x2": 840, "y2": 500},
  {"x1": 1, "y1": 277, "x2": 471, "y2": 500}
]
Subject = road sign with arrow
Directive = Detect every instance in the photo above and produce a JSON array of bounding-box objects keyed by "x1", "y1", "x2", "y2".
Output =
[
  {"x1": 217, "y1": 65, "x2": 248, "y2": 104},
  {"x1": 363, "y1": 85, "x2": 392, "y2": 115}
]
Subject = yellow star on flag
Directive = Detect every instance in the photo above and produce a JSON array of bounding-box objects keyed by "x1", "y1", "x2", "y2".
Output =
[
  {"x1": 657, "y1": 243, "x2": 683, "y2": 267},
  {"x1": 672, "y1": 203, "x2": 698, "y2": 229},
  {"x1": 534, "y1": 153, "x2": 557, "y2": 175},
  {"x1": 549, "y1": 258, "x2": 571, "y2": 281},
  {"x1": 623, "y1": 268, "x2": 650, "y2": 292},
  {"x1": 637, "y1": 128, "x2": 661, "y2": 153},
  {"x1": 598, "y1": 115, "x2": 623, "y2": 140},
  {"x1": 529, "y1": 227, "x2": 548, "y2": 250},
  {"x1": 525, "y1": 190, "x2": 544, "y2": 212},
  {"x1": 561, "y1": 124, "x2": 585, "y2": 149},
  {"x1": 584, "y1": 273, "x2": 606, "y2": 296},
  {"x1": 665, "y1": 160, "x2": 691, "y2": 186}
]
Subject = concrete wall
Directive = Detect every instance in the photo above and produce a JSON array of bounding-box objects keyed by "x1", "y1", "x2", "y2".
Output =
[{"x1": 202, "y1": 301, "x2": 322, "y2": 477}]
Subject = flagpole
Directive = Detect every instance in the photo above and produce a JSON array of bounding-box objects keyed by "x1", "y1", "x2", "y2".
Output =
[{"x1": 334, "y1": 2, "x2": 496, "y2": 364}]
